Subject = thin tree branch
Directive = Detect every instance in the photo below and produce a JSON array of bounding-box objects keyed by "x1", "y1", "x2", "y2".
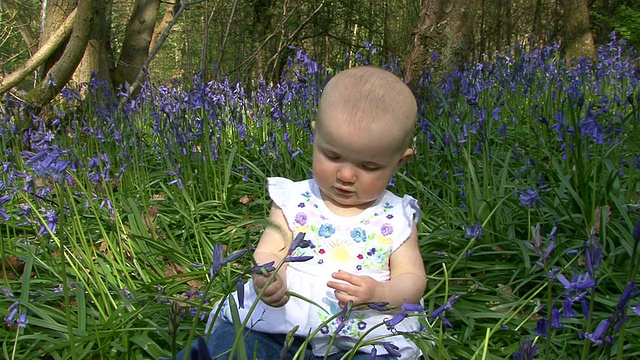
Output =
[
  {"x1": 214, "y1": 0, "x2": 238, "y2": 80},
  {"x1": 0, "y1": 8, "x2": 77, "y2": 95}
]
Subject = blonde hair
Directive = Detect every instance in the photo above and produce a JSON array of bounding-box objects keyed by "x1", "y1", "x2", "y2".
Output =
[{"x1": 317, "y1": 66, "x2": 417, "y2": 148}]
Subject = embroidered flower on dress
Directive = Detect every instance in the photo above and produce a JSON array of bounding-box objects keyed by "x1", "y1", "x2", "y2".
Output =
[
  {"x1": 318, "y1": 224, "x2": 335, "y2": 238},
  {"x1": 380, "y1": 223, "x2": 393, "y2": 236},
  {"x1": 295, "y1": 212, "x2": 307, "y2": 225},
  {"x1": 351, "y1": 227, "x2": 367, "y2": 242}
]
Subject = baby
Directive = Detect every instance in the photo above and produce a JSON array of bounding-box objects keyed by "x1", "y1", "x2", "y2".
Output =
[{"x1": 170, "y1": 66, "x2": 426, "y2": 359}]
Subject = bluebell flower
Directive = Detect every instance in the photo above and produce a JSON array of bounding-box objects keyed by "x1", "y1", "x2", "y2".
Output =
[
  {"x1": 4, "y1": 308, "x2": 18, "y2": 326},
  {"x1": 402, "y1": 300, "x2": 424, "y2": 313},
  {"x1": 584, "y1": 234, "x2": 603, "y2": 278},
  {"x1": 0, "y1": 207, "x2": 9, "y2": 222},
  {"x1": 533, "y1": 318, "x2": 548, "y2": 337},
  {"x1": 518, "y1": 189, "x2": 542, "y2": 208},
  {"x1": 551, "y1": 307, "x2": 564, "y2": 329},
  {"x1": 633, "y1": 215, "x2": 640, "y2": 242},
  {"x1": 237, "y1": 275, "x2": 245, "y2": 309},
  {"x1": 16, "y1": 313, "x2": 29, "y2": 329},
  {"x1": 617, "y1": 281, "x2": 636, "y2": 311},
  {"x1": 562, "y1": 298, "x2": 576, "y2": 318},
  {"x1": 370, "y1": 347, "x2": 377, "y2": 359},
  {"x1": 284, "y1": 255, "x2": 314, "y2": 263},
  {"x1": 384, "y1": 312, "x2": 406, "y2": 331},
  {"x1": 288, "y1": 232, "x2": 306, "y2": 254},
  {"x1": 380, "y1": 342, "x2": 401, "y2": 357},
  {"x1": 514, "y1": 337, "x2": 537, "y2": 360},
  {"x1": 0, "y1": 287, "x2": 14, "y2": 298},
  {"x1": 556, "y1": 273, "x2": 597, "y2": 293},
  {"x1": 585, "y1": 318, "x2": 610, "y2": 345},
  {"x1": 367, "y1": 302, "x2": 390, "y2": 312},
  {"x1": 465, "y1": 223, "x2": 482, "y2": 239},
  {"x1": 250, "y1": 261, "x2": 276, "y2": 276},
  {"x1": 37, "y1": 209, "x2": 58, "y2": 236},
  {"x1": 210, "y1": 243, "x2": 249, "y2": 278},
  {"x1": 631, "y1": 301, "x2": 640, "y2": 316},
  {"x1": 431, "y1": 294, "x2": 460, "y2": 318}
]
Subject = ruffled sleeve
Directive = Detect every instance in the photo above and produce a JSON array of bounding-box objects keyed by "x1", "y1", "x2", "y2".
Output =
[
  {"x1": 267, "y1": 177, "x2": 294, "y2": 209},
  {"x1": 391, "y1": 194, "x2": 420, "y2": 252}
]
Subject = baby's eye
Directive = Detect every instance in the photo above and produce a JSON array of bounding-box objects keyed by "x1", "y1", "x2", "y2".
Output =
[
  {"x1": 324, "y1": 152, "x2": 340, "y2": 160},
  {"x1": 361, "y1": 163, "x2": 381, "y2": 171}
]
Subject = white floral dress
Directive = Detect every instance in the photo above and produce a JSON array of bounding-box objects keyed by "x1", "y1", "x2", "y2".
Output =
[{"x1": 213, "y1": 177, "x2": 422, "y2": 357}]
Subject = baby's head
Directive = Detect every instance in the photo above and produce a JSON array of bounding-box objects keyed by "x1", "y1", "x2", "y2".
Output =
[{"x1": 312, "y1": 66, "x2": 417, "y2": 214}]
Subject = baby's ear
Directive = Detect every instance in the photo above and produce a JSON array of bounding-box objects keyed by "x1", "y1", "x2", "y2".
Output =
[{"x1": 397, "y1": 148, "x2": 414, "y2": 168}]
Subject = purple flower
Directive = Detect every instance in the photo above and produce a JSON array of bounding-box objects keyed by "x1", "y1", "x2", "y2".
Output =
[
  {"x1": 237, "y1": 275, "x2": 245, "y2": 309},
  {"x1": 288, "y1": 232, "x2": 306, "y2": 254},
  {"x1": 562, "y1": 298, "x2": 576, "y2": 318},
  {"x1": 37, "y1": 209, "x2": 58, "y2": 236},
  {"x1": 633, "y1": 216, "x2": 640, "y2": 242},
  {"x1": 556, "y1": 273, "x2": 597, "y2": 293},
  {"x1": 401, "y1": 300, "x2": 424, "y2": 313},
  {"x1": 617, "y1": 281, "x2": 636, "y2": 311},
  {"x1": 384, "y1": 312, "x2": 407, "y2": 330},
  {"x1": 0, "y1": 287, "x2": 15, "y2": 298},
  {"x1": 584, "y1": 234, "x2": 603, "y2": 277},
  {"x1": 551, "y1": 307, "x2": 563, "y2": 329},
  {"x1": 249, "y1": 261, "x2": 276, "y2": 276},
  {"x1": 294, "y1": 212, "x2": 307, "y2": 225},
  {"x1": 367, "y1": 302, "x2": 390, "y2": 312},
  {"x1": 631, "y1": 301, "x2": 640, "y2": 316},
  {"x1": 519, "y1": 189, "x2": 542, "y2": 208},
  {"x1": 16, "y1": 313, "x2": 28, "y2": 328},
  {"x1": 380, "y1": 342, "x2": 401, "y2": 357},
  {"x1": 210, "y1": 243, "x2": 249, "y2": 278},
  {"x1": 465, "y1": 223, "x2": 482, "y2": 239},
  {"x1": 534, "y1": 318, "x2": 548, "y2": 337},
  {"x1": 380, "y1": 223, "x2": 393, "y2": 236},
  {"x1": 284, "y1": 255, "x2": 314, "y2": 263},
  {"x1": 585, "y1": 318, "x2": 610, "y2": 345},
  {"x1": 431, "y1": 294, "x2": 460, "y2": 318},
  {"x1": 514, "y1": 337, "x2": 537, "y2": 360}
]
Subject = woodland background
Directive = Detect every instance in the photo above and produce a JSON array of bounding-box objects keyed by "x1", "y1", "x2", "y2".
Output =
[{"x1": 1, "y1": 0, "x2": 639, "y2": 106}]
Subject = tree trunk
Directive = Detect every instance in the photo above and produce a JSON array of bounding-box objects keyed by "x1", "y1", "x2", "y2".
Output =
[
  {"x1": 404, "y1": 0, "x2": 479, "y2": 87},
  {"x1": 25, "y1": 0, "x2": 94, "y2": 109},
  {"x1": 72, "y1": 0, "x2": 113, "y2": 88},
  {"x1": 253, "y1": 0, "x2": 274, "y2": 76},
  {"x1": 112, "y1": 0, "x2": 161, "y2": 88},
  {"x1": 39, "y1": 0, "x2": 78, "y2": 80},
  {"x1": 563, "y1": 0, "x2": 596, "y2": 61},
  {"x1": 152, "y1": 0, "x2": 182, "y2": 50}
]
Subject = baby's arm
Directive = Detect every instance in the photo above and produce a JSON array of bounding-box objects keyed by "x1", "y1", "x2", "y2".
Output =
[
  {"x1": 328, "y1": 223, "x2": 426, "y2": 308},
  {"x1": 252, "y1": 204, "x2": 293, "y2": 307}
]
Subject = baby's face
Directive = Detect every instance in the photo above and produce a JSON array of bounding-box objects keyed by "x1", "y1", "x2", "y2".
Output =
[{"x1": 312, "y1": 114, "x2": 411, "y2": 216}]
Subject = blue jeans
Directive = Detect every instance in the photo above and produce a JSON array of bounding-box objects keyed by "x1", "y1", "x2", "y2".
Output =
[{"x1": 161, "y1": 319, "x2": 398, "y2": 360}]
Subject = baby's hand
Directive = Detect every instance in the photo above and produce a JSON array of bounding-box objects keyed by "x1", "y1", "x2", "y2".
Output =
[
  {"x1": 253, "y1": 271, "x2": 289, "y2": 307},
  {"x1": 327, "y1": 270, "x2": 380, "y2": 308}
]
